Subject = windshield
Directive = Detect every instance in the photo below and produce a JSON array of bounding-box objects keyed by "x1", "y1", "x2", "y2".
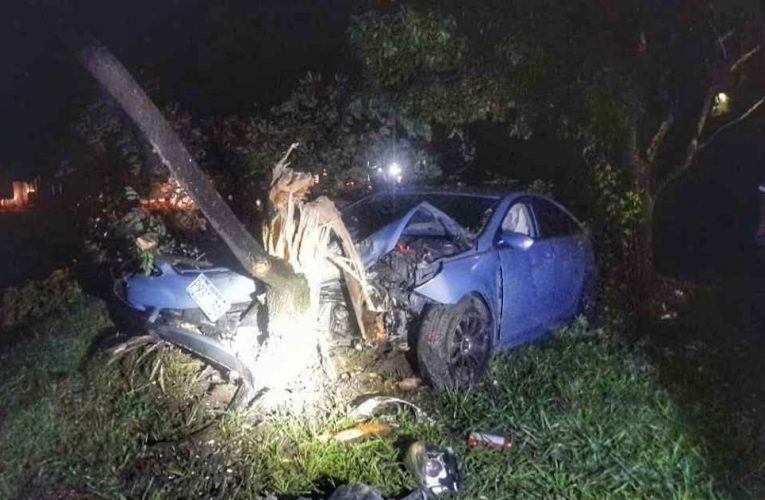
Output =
[{"x1": 342, "y1": 192, "x2": 500, "y2": 241}]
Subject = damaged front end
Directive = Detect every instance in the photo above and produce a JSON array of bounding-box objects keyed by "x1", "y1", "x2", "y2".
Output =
[
  {"x1": 347, "y1": 200, "x2": 478, "y2": 346},
  {"x1": 116, "y1": 257, "x2": 262, "y2": 407},
  {"x1": 115, "y1": 194, "x2": 493, "y2": 404}
]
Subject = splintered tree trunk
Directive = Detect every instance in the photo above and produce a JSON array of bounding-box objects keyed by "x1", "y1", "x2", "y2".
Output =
[{"x1": 74, "y1": 37, "x2": 309, "y2": 317}]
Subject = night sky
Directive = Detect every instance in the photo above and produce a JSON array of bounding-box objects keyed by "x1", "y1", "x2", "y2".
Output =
[{"x1": 0, "y1": 0, "x2": 349, "y2": 174}]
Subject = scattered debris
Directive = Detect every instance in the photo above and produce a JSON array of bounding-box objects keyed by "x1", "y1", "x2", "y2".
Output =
[
  {"x1": 106, "y1": 335, "x2": 158, "y2": 364},
  {"x1": 348, "y1": 394, "x2": 425, "y2": 422},
  {"x1": 139, "y1": 177, "x2": 196, "y2": 211},
  {"x1": 322, "y1": 421, "x2": 393, "y2": 443},
  {"x1": 136, "y1": 236, "x2": 157, "y2": 251},
  {"x1": 466, "y1": 431, "x2": 512, "y2": 450},
  {"x1": 397, "y1": 377, "x2": 423, "y2": 392},
  {"x1": 404, "y1": 441, "x2": 461, "y2": 497}
]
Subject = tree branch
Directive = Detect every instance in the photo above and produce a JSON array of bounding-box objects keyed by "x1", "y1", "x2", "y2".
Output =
[
  {"x1": 657, "y1": 89, "x2": 714, "y2": 195},
  {"x1": 645, "y1": 114, "x2": 674, "y2": 164},
  {"x1": 730, "y1": 45, "x2": 762, "y2": 74},
  {"x1": 700, "y1": 96, "x2": 765, "y2": 151}
]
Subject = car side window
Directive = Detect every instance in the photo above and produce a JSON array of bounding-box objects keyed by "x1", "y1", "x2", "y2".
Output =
[
  {"x1": 501, "y1": 202, "x2": 533, "y2": 236},
  {"x1": 532, "y1": 198, "x2": 581, "y2": 238}
]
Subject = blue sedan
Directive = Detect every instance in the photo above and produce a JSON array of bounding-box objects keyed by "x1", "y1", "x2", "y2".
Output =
[{"x1": 342, "y1": 191, "x2": 596, "y2": 389}]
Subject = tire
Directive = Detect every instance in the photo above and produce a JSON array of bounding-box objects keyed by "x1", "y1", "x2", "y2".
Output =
[{"x1": 417, "y1": 295, "x2": 492, "y2": 390}]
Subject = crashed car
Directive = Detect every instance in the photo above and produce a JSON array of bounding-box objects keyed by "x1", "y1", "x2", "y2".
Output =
[
  {"x1": 341, "y1": 191, "x2": 595, "y2": 388},
  {"x1": 119, "y1": 191, "x2": 595, "y2": 395}
]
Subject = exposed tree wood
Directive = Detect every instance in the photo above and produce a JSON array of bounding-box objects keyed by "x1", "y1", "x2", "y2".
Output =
[
  {"x1": 263, "y1": 155, "x2": 373, "y2": 339},
  {"x1": 72, "y1": 36, "x2": 306, "y2": 299}
]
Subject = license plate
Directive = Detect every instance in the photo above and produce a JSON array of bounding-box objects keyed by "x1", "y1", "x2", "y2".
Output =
[{"x1": 186, "y1": 274, "x2": 231, "y2": 322}]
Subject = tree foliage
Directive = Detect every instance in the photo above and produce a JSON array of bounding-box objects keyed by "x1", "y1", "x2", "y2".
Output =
[
  {"x1": 349, "y1": 0, "x2": 764, "y2": 327},
  {"x1": 214, "y1": 72, "x2": 441, "y2": 188}
]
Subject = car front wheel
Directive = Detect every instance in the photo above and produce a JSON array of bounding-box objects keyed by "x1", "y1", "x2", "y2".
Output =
[{"x1": 417, "y1": 295, "x2": 492, "y2": 390}]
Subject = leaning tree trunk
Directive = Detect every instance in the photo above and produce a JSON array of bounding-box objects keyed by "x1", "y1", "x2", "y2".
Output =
[{"x1": 74, "y1": 37, "x2": 309, "y2": 319}]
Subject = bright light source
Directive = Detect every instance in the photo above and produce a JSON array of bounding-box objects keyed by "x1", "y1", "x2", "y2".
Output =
[
  {"x1": 388, "y1": 162, "x2": 402, "y2": 176},
  {"x1": 712, "y1": 92, "x2": 731, "y2": 116}
]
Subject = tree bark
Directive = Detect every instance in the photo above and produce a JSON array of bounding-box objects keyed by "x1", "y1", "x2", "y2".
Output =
[
  {"x1": 73, "y1": 36, "x2": 308, "y2": 309},
  {"x1": 624, "y1": 122, "x2": 656, "y2": 330}
]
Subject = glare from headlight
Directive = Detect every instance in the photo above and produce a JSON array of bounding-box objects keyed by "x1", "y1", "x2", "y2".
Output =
[{"x1": 388, "y1": 162, "x2": 402, "y2": 177}]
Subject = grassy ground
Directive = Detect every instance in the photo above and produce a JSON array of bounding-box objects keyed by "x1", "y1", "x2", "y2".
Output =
[
  {"x1": 0, "y1": 295, "x2": 719, "y2": 499},
  {"x1": 647, "y1": 273, "x2": 765, "y2": 498}
]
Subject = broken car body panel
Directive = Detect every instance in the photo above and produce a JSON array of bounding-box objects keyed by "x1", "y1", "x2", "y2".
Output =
[
  {"x1": 125, "y1": 259, "x2": 257, "y2": 312},
  {"x1": 412, "y1": 249, "x2": 502, "y2": 341}
]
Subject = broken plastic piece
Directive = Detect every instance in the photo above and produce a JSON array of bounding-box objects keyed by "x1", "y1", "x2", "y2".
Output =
[
  {"x1": 348, "y1": 394, "x2": 425, "y2": 422},
  {"x1": 404, "y1": 441, "x2": 461, "y2": 496}
]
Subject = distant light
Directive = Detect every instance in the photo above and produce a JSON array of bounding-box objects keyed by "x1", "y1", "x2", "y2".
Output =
[
  {"x1": 712, "y1": 92, "x2": 731, "y2": 116},
  {"x1": 388, "y1": 162, "x2": 402, "y2": 177},
  {"x1": 377, "y1": 167, "x2": 383, "y2": 173}
]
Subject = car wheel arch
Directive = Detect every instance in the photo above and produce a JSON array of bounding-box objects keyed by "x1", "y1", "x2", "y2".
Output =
[
  {"x1": 466, "y1": 292, "x2": 497, "y2": 345},
  {"x1": 416, "y1": 292, "x2": 495, "y2": 390}
]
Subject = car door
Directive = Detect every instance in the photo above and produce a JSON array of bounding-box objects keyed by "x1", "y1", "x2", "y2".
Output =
[
  {"x1": 531, "y1": 197, "x2": 587, "y2": 322},
  {"x1": 495, "y1": 198, "x2": 547, "y2": 345}
]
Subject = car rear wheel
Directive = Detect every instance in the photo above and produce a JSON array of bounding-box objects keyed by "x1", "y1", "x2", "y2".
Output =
[{"x1": 417, "y1": 296, "x2": 492, "y2": 390}]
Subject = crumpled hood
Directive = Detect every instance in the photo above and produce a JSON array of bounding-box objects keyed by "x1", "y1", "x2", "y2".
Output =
[{"x1": 356, "y1": 201, "x2": 471, "y2": 267}]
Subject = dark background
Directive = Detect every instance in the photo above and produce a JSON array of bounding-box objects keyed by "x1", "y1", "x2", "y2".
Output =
[
  {"x1": 0, "y1": 0, "x2": 350, "y2": 175},
  {"x1": 2, "y1": 0, "x2": 764, "y2": 281}
]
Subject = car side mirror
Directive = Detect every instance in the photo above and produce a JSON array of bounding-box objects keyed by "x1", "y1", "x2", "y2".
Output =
[{"x1": 496, "y1": 231, "x2": 534, "y2": 250}]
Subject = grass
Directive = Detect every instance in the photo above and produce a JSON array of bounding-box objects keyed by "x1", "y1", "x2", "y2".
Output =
[
  {"x1": 646, "y1": 276, "x2": 765, "y2": 498},
  {"x1": 0, "y1": 301, "x2": 719, "y2": 499}
]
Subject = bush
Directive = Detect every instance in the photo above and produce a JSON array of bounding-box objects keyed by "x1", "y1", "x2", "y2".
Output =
[{"x1": 0, "y1": 270, "x2": 82, "y2": 330}]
